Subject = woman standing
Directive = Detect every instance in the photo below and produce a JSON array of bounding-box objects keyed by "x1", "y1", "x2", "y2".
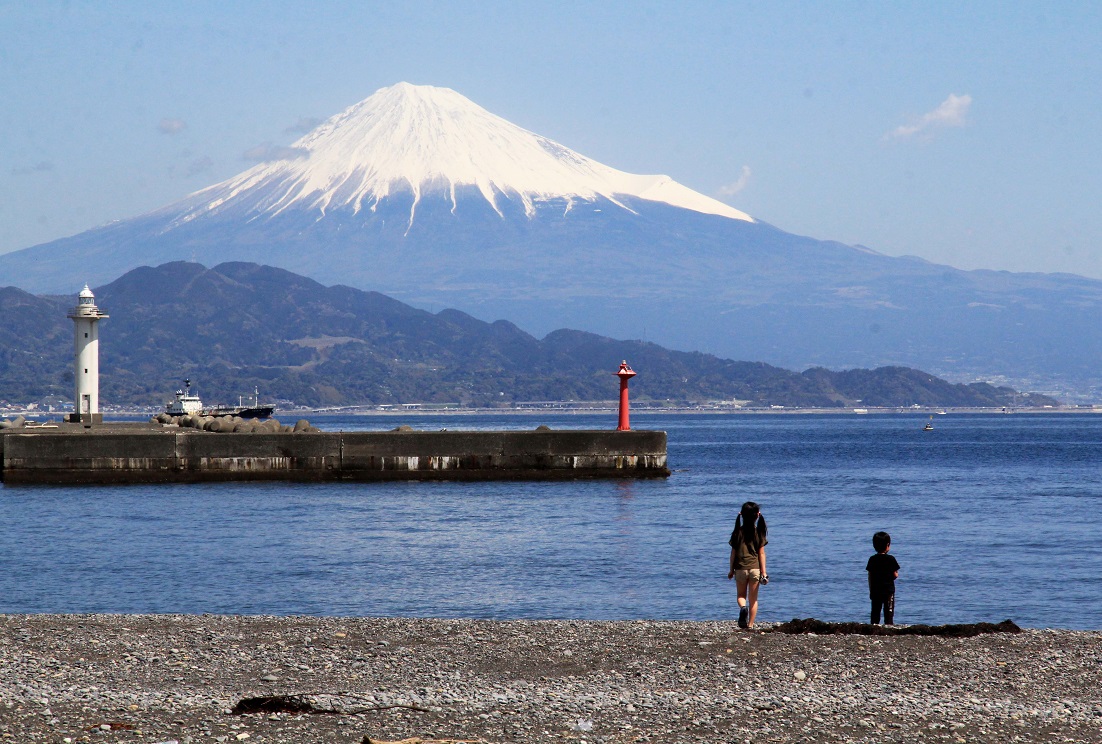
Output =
[{"x1": 727, "y1": 501, "x2": 768, "y2": 629}]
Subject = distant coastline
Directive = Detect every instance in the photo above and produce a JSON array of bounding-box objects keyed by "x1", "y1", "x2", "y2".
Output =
[
  {"x1": 297, "y1": 406, "x2": 1094, "y2": 417},
  {"x1": 84, "y1": 404, "x2": 1098, "y2": 418},
  {"x1": 7, "y1": 404, "x2": 1099, "y2": 423}
]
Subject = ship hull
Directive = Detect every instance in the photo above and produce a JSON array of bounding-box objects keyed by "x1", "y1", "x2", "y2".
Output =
[{"x1": 202, "y1": 406, "x2": 275, "y2": 419}]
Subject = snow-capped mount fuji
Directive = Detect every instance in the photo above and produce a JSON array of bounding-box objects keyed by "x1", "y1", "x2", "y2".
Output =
[
  {"x1": 173, "y1": 82, "x2": 752, "y2": 229},
  {"x1": 2, "y1": 82, "x2": 1102, "y2": 392}
]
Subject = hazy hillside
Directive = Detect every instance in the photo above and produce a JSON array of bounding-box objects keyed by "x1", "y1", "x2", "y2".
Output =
[{"x1": 0, "y1": 262, "x2": 1058, "y2": 411}]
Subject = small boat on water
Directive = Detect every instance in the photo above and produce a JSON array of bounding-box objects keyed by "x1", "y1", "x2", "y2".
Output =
[
  {"x1": 165, "y1": 379, "x2": 275, "y2": 419},
  {"x1": 923, "y1": 416, "x2": 934, "y2": 431}
]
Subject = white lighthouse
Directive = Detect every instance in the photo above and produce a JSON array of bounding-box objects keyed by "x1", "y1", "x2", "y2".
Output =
[{"x1": 67, "y1": 285, "x2": 109, "y2": 423}]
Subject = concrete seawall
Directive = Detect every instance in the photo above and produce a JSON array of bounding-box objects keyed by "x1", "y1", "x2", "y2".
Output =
[{"x1": 0, "y1": 427, "x2": 669, "y2": 483}]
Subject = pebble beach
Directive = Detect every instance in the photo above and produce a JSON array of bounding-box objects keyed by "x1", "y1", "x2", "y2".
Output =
[{"x1": 1, "y1": 614, "x2": 1099, "y2": 744}]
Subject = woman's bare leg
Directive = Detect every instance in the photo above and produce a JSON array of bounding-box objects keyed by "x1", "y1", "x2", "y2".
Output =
[
  {"x1": 736, "y1": 574, "x2": 749, "y2": 610},
  {"x1": 746, "y1": 580, "x2": 761, "y2": 627}
]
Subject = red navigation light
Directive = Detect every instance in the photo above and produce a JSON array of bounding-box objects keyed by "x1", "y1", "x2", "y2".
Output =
[{"x1": 614, "y1": 360, "x2": 637, "y2": 430}]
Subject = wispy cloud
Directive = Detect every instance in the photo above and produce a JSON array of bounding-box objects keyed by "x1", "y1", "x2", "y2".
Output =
[
  {"x1": 11, "y1": 161, "x2": 54, "y2": 176},
  {"x1": 284, "y1": 117, "x2": 323, "y2": 135},
  {"x1": 185, "y1": 156, "x2": 214, "y2": 177},
  {"x1": 886, "y1": 94, "x2": 972, "y2": 141},
  {"x1": 158, "y1": 118, "x2": 187, "y2": 135},
  {"x1": 717, "y1": 166, "x2": 752, "y2": 197},
  {"x1": 242, "y1": 143, "x2": 311, "y2": 162}
]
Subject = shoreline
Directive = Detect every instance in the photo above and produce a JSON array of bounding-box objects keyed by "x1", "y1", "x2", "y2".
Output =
[
  {"x1": 2, "y1": 613, "x2": 1098, "y2": 743},
  {"x1": 5, "y1": 405, "x2": 1095, "y2": 421},
  {"x1": 299, "y1": 406, "x2": 1099, "y2": 417}
]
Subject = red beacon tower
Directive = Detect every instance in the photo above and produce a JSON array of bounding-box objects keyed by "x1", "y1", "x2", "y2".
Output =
[{"x1": 614, "y1": 360, "x2": 637, "y2": 431}]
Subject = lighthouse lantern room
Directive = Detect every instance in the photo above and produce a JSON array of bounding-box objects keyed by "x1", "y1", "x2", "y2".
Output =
[{"x1": 67, "y1": 285, "x2": 109, "y2": 424}]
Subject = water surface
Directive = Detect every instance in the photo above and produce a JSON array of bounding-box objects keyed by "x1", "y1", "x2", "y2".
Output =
[{"x1": 2, "y1": 413, "x2": 1098, "y2": 629}]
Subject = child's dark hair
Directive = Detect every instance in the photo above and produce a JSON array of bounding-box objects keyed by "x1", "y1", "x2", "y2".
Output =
[
  {"x1": 873, "y1": 531, "x2": 891, "y2": 553},
  {"x1": 734, "y1": 501, "x2": 767, "y2": 552}
]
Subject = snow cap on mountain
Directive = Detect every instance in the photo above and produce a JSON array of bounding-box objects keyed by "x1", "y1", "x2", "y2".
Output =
[{"x1": 177, "y1": 82, "x2": 753, "y2": 226}]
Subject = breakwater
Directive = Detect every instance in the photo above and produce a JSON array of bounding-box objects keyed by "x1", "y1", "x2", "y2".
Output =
[{"x1": 0, "y1": 424, "x2": 668, "y2": 483}]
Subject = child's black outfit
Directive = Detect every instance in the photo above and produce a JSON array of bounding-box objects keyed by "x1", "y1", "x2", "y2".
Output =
[{"x1": 866, "y1": 552, "x2": 900, "y2": 624}]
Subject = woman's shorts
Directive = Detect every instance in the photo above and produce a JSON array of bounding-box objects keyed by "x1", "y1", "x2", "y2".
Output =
[{"x1": 735, "y1": 568, "x2": 762, "y2": 583}]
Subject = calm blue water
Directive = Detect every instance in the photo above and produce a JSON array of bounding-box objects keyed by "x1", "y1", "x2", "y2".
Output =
[{"x1": 1, "y1": 413, "x2": 1099, "y2": 629}]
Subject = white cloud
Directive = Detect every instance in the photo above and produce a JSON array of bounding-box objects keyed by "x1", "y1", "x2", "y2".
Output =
[
  {"x1": 717, "y1": 165, "x2": 752, "y2": 197},
  {"x1": 886, "y1": 94, "x2": 972, "y2": 141},
  {"x1": 242, "y1": 143, "x2": 311, "y2": 162},
  {"x1": 158, "y1": 118, "x2": 187, "y2": 135}
]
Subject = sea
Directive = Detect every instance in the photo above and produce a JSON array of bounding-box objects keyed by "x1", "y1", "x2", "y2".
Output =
[{"x1": 1, "y1": 413, "x2": 1099, "y2": 630}]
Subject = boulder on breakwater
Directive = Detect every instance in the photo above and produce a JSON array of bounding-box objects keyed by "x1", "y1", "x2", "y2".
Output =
[{"x1": 149, "y1": 413, "x2": 318, "y2": 433}]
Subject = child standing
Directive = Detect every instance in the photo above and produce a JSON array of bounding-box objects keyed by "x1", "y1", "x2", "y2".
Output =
[
  {"x1": 728, "y1": 501, "x2": 768, "y2": 629},
  {"x1": 866, "y1": 531, "x2": 900, "y2": 625}
]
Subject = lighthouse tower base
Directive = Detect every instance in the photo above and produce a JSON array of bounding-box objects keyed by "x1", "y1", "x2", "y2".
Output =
[{"x1": 68, "y1": 413, "x2": 104, "y2": 425}]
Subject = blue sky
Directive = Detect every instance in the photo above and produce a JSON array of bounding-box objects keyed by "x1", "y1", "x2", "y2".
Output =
[{"x1": 3, "y1": 1, "x2": 1101, "y2": 277}]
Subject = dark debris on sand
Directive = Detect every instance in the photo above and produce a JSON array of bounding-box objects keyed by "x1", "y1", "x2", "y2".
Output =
[{"x1": 771, "y1": 617, "x2": 1022, "y2": 637}]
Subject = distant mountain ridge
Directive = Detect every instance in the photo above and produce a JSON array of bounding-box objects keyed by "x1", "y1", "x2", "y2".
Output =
[
  {"x1": 0, "y1": 83, "x2": 1098, "y2": 395},
  {"x1": 0, "y1": 261, "x2": 1057, "y2": 410}
]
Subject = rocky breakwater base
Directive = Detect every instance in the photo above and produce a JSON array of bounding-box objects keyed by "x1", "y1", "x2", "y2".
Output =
[
  {"x1": 0, "y1": 615, "x2": 1098, "y2": 744},
  {"x1": 0, "y1": 415, "x2": 29, "y2": 430},
  {"x1": 152, "y1": 412, "x2": 322, "y2": 434},
  {"x1": 0, "y1": 421, "x2": 668, "y2": 484}
]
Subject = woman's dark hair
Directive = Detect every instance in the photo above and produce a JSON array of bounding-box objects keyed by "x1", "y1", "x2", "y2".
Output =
[
  {"x1": 733, "y1": 501, "x2": 767, "y2": 552},
  {"x1": 873, "y1": 531, "x2": 891, "y2": 552}
]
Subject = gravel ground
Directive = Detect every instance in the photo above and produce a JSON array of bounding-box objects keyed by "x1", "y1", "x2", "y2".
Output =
[{"x1": 1, "y1": 614, "x2": 1099, "y2": 744}]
